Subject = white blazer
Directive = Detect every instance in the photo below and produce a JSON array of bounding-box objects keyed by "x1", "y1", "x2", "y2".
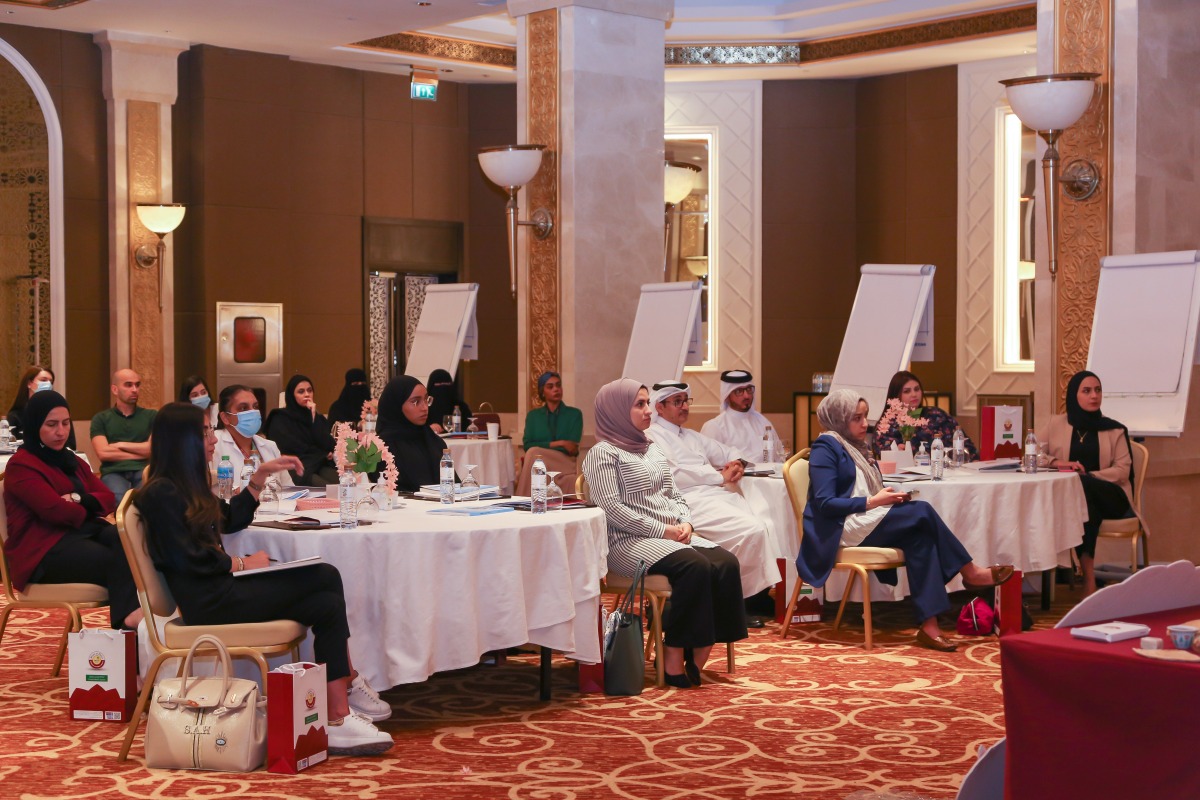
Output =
[{"x1": 212, "y1": 428, "x2": 295, "y2": 488}]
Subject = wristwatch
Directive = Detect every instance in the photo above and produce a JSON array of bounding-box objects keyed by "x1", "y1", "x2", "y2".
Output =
[{"x1": 70, "y1": 493, "x2": 81, "y2": 503}]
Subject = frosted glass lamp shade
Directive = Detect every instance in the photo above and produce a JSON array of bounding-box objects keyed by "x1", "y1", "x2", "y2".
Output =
[
  {"x1": 478, "y1": 145, "x2": 546, "y2": 189},
  {"x1": 664, "y1": 160, "x2": 701, "y2": 205},
  {"x1": 136, "y1": 203, "x2": 186, "y2": 235},
  {"x1": 1000, "y1": 73, "x2": 1099, "y2": 132}
]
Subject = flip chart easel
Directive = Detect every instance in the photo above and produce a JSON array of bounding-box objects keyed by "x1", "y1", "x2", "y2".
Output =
[
  {"x1": 622, "y1": 282, "x2": 703, "y2": 388},
  {"x1": 405, "y1": 283, "x2": 479, "y2": 386}
]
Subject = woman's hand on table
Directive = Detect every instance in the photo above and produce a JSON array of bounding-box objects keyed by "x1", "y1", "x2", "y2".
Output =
[{"x1": 866, "y1": 487, "x2": 909, "y2": 510}]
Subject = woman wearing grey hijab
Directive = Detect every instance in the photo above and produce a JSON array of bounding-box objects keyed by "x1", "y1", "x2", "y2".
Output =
[
  {"x1": 798, "y1": 389, "x2": 1014, "y2": 652},
  {"x1": 582, "y1": 378, "x2": 746, "y2": 688}
]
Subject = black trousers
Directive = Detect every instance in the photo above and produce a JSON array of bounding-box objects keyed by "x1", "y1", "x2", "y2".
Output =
[
  {"x1": 648, "y1": 546, "x2": 747, "y2": 649},
  {"x1": 181, "y1": 563, "x2": 352, "y2": 681},
  {"x1": 33, "y1": 520, "x2": 139, "y2": 629},
  {"x1": 1077, "y1": 473, "x2": 1133, "y2": 558}
]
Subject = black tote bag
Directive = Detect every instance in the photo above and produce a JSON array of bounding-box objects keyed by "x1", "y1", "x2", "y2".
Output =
[{"x1": 603, "y1": 560, "x2": 648, "y2": 696}]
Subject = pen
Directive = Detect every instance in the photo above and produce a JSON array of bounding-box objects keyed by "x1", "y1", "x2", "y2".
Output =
[{"x1": 243, "y1": 555, "x2": 279, "y2": 562}]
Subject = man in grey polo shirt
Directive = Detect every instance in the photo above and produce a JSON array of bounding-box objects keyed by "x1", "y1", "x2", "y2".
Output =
[{"x1": 91, "y1": 368, "x2": 156, "y2": 497}]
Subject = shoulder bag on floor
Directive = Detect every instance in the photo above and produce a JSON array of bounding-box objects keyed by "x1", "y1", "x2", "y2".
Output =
[
  {"x1": 145, "y1": 634, "x2": 268, "y2": 771},
  {"x1": 604, "y1": 560, "x2": 647, "y2": 696}
]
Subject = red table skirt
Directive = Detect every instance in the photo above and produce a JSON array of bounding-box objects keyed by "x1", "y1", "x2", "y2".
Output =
[{"x1": 1001, "y1": 604, "x2": 1200, "y2": 800}]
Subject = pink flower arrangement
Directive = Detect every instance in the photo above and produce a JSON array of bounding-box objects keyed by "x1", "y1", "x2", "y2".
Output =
[
  {"x1": 361, "y1": 398, "x2": 378, "y2": 418},
  {"x1": 333, "y1": 422, "x2": 398, "y2": 492},
  {"x1": 874, "y1": 398, "x2": 929, "y2": 443}
]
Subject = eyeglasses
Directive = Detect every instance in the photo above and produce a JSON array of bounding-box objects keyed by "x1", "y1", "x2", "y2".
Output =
[
  {"x1": 407, "y1": 395, "x2": 435, "y2": 407},
  {"x1": 666, "y1": 396, "x2": 692, "y2": 408},
  {"x1": 730, "y1": 386, "x2": 755, "y2": 397}
]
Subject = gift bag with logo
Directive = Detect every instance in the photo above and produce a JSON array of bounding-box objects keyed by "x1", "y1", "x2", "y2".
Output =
[
  {"x1": 267, "y1": 662, "x2": 328, "y2": 774},
  {"x1": 145, "y1": 634, "x2": 267, "y2": 772},
  {"x1": 980, "y1": 405, "x2": 1023, "y2": 460},
  {"x1": 68, "y1": 628, "x2": 137, "y2": 722}
]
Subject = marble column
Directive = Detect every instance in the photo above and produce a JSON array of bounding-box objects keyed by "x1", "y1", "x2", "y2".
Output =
[
  {"x1": 95, "y1": 32, "x2": 187, "y2": 408},
  {"x1": 509, "y1": 0, "x2": 673, "y2": 431}
]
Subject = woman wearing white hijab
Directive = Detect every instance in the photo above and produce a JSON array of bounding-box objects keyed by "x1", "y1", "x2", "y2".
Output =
[
  {"x1": 799, "y1": 390, "x2": 1014, "y2": 651},
  {"x1": 583, "y1": 378, "x2": 747, "y2": 688}
]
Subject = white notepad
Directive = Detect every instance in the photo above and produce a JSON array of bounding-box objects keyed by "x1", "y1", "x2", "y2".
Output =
[
  {"x1": 1069, "y1": 621, "x2": 1151, "y2": 643},
  {"x1": 234, "y1": 555, "x2": 322, "y2": 577}
]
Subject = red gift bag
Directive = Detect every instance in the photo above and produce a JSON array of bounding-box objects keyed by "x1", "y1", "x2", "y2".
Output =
[
  {"x1": 267, "y1": 662, "x2": 328, "y2": 774},
  {"x1": 68, "y1": 629, "x2": 136, "y2": 722}
]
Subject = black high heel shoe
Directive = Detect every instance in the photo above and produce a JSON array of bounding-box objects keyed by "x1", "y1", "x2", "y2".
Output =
[{"x1": 682, "y1": 648, "x2": 701, "y2": 686}]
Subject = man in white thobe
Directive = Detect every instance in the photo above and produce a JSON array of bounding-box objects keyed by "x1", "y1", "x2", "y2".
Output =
[
  {"x1": 647, "y1": 381, "x2": 782, "y2": 623},
  {"x1": 700, "y1": 369, "x2": 783, "y2": 463}
]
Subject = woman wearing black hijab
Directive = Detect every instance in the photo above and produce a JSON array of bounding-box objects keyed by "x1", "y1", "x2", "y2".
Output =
[
  {"x1": 1, "y1": 390, "x2": 138, "y2": 628},
  {"x1": 426, "y1": 368, "x2": 471, "y2": 434},
  {"x1": 267, "y1": 374, "x2": 339, "y2": 486},
  {"x1": 1038, "y1": 370, "x2": 1135, "y2": 594},
  {"x1": 328, "y1": 368, "x2": 372, "y2": 427},
  {"x1": 377, "y1": 375, "x2": 458, "y2": 492}
]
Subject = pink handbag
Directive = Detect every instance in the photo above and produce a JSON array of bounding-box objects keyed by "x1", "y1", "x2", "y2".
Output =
[{"x1": 957, "y1": 597, "x2": 997, "y2": 636}]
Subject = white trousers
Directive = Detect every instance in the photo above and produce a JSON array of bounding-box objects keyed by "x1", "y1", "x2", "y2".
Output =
[{"x1": 683, "y1": 485, "x2": 782, "y2": 597}]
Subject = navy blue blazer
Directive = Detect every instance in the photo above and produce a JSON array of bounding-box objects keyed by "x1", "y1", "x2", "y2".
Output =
[{"x1": 798, "y1": 436, "x2": 897, "y2": 587}]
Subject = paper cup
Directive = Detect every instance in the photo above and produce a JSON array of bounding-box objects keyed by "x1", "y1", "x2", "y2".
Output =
[
  {"x1": 879, "y1": 460, "x2": 898, "y2": 475},
  {"x1": 487, "y1": 422, "x2": 500, "y2": 441}
]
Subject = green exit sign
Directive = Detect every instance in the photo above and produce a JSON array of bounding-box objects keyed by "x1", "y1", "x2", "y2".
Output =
[{"x1": 411, "y1": 83, "x2": 438, "y2": 101}]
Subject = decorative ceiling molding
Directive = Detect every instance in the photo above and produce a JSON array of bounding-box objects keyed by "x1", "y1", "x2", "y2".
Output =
[
  {"x1": 0, "y1": 0, "x2": 90, "y2": 8},
  {"x1": 348, "y1": 32, "x2": 516, "y2": 69},
  {"x1": 666, "y1": 6, "x2": 1036, "y2": 68}
]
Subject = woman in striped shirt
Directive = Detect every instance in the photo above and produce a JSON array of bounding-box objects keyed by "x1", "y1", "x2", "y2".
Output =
[{"x1": 583, "y1": 378, "x2": 746, "y2": 688}]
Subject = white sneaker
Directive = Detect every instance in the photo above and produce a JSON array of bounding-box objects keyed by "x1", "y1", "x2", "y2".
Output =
[
  {"x1": 328, "y1": 713, "x2": 393, "y2": 756},
  {"x1": 348, "y1": 674, "x2": 392, "y2": 721}
]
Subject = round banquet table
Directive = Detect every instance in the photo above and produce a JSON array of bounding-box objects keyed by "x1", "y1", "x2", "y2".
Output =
[
  {"x1": 445, "y1": 436, "x2": 516, "y2": 493},
  {"x1": 223, "y1": 498, "x2": 608, "y2": 690}
]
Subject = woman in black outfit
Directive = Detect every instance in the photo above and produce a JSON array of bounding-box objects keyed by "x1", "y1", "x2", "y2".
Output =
[
  {"x1": 328, "y1": 368, "x2": 372, "y2": 427},
  {"x1": 267, "y1": 374, "x2": 339, "y2": 486},
  {"x1": 426, "y1": 368, "x2": 471, "y2": 433},
  {"x1": 7, "y1": 365, "x2": 75, "y2": 449},
  {"x1": 132, "y1": 403, "x2": 393, "y2": 755},
  {"x1": 376, "y1": 375, "x2": 456, "y2": 492}
]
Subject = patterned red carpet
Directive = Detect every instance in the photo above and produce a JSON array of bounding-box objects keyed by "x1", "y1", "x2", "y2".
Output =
[{"x1": 0, "y1": 593, "x2": 1076, "y2": 799}]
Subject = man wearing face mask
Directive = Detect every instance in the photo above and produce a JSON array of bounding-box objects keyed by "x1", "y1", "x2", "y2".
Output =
[{"x1": 212, "y1": 384, "x2": 295, "y2": 489}]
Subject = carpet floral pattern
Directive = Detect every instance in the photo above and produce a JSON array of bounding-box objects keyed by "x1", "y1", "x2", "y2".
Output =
[{"x1": 0, "y1": 594, "x2": 1074, "y2": 799}]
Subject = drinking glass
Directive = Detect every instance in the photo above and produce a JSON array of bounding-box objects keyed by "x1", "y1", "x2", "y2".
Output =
[
  {"x1": 443, "y1": 415, "x2": 454, "y2": 432},
  {"x1": 461, "y1": 464, "x2": 480, "y2": 500},
  {"x1": 258, "y1": 476, "x2": 281, "y2": 515},
  {"x1": 1036, "y1": 442, "x2": 1050, "y2": 469},
  {"x1": 546, "y1": 471, "x2": 564, "y2": 511},
  {"x1": 467, "y1": 417, "x2": 480, "y2": 436}
]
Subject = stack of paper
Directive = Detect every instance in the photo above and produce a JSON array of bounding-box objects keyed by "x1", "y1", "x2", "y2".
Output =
[{"x1": 1069, "y1": 621, "x2": 1151, "y2": 643}]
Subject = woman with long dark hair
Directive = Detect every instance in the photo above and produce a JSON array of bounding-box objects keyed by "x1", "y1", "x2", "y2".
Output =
[
  {"x1": 266, "y1": 374, "x2": 338, "y2": 486},
  {"x1": 2, "y1": 390, "x2": 136, "y2": 628},
  {"x1": 376, "y1": 375, "x2": 455, "y2": 492},
  {"x1": 1037, "y1": 371, "x2": 1135, "y2": 595},
  {"x1": 132, "y1": 403, "x2": 393, "y2": 755},
  {"x1": 875, "y1": 370, "x2": 978, "y2": 461}
]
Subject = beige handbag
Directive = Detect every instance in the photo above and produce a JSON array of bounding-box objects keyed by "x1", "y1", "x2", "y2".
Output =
[{"x1": 145, "y1": 634, "x2": 267, "y2": 771}]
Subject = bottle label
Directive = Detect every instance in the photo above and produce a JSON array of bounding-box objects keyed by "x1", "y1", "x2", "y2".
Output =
[
  {"x1": 532, "y1": 474, "x2": 546, "y2": 491},
  {"x1": 441, "y1": 466, "x2": 454, "y2": 481},
  {"x1": 1025, "y1": 444, "x2": 1037, "y2": 456}
]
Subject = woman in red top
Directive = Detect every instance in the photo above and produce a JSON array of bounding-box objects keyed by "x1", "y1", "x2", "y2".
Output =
[{"x1": 2, "y1": 390, "x2": 138, "y2": 629}]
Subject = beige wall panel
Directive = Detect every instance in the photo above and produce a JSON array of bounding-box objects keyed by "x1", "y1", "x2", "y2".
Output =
[
  {"x1": 412, "y1": 79, "x2": 462, "y2": 129},
  {"x1": 61, "y1": 84, "x2": 105, "y2": 202},
  {"x1": 363, "y1": 71, "x2": 413, "y2": 123},
  {"x1": 65, "y1": 309, "x2": 107, "y2": 415},
  {"x1": 195, "y1": 46, "x2": 290, "y2": 105},
  {"x1": 363, "y1": 118, "x2": 414, "y2": 219},
  {"x1": 411, "y1": 123, "x2": 467, "y2": 221},
  {"x1": 63, "y1": 197, "x2": 106, "y2": 310},
  {"x1": 59, "y1": 27, "x2": 100, "y2": 90},
  {"x1": 283, "y1": 212, "x2": 361, "y2": 315},
  {"x1": 199, "y1": 98, "x2": 295, "y2": 209},
  {"x1": 199, "y1": 205, "x2": 292, "y2": 304},
  {"x1": 288, "y1": 61, "x2": 362, "y2": 117},
  {"x1": 284, "y1": 311, "x2": 362, "y2": 406},
  {"x1": 288, "y1": 111, "x2": 364, "y2": 216}
]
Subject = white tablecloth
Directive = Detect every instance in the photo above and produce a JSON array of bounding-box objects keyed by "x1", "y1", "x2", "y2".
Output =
[
  {"x1": 445, "y1": 437, "x2": 516, "y2": 493},
  {"x1": 739, "y1": 473, "x2": 798, "y2": 593},
  {"x1": 224, "y1": 499, "x2": 608, "y2": 689},
  {"x1": 824, "y1": 467, "x2": 1088, "y2": 602}
]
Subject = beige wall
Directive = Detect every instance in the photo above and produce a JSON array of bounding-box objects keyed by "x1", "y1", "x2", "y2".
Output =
[{"x1": 761, "y1": 67, "x2": 958, "y2": 414}]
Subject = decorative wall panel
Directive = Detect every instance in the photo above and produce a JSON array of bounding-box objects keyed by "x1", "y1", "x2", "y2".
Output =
[
  {"x1": 956, "y1": 56, "x2": 1036, "y2": 414},
  {"x1": 665, "y1": 82, "x2": 761, "y2": 414},
  {"x1": 127, "y1": 99, "x2": 165, "y2": 407},
  {"x1": 368, "y1": 274, "x2": 392, "y2": 398},
  {"x1": 525, "y1": 9, "x2": 559, "y2": 409},
  {"x1": 404, "y1": 274, "x2": 438, "y2": 364},
  {"x1": 1056, "y1": 0, "x2": 1111, "y2": 409}
]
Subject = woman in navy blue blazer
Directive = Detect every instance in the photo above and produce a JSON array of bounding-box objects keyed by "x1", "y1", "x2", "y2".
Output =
[{"x1": 798, "y1": 389, "x2": 1014, "y2": 651}]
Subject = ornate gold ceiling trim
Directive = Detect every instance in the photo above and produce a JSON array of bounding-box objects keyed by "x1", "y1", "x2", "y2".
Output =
[
  {"x1": 0, "y1": 0, "x2": 89, "y2": 8},
  {"x1": 665, "y1": 5, "x2": 1036, "y2": 67},
  {"x1": 349, "y1": 32, "x2": 516, "y2": 70}
]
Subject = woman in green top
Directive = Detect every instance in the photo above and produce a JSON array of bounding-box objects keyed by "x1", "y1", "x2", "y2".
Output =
[{"x1": 518, "y1": 371, "x2": 584, "y2": 495}]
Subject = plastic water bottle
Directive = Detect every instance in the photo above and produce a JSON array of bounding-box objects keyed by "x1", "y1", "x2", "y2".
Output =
[
  {"x1": 915, "y1": 441, "x2": 930, "y2": 468},
  {"x1": 952, "y1": 427, "x2": 966, "y2": 468},
  {"x1": 338, "y1": 470, "x2": 358, "y2": 528},
  {"x1": 0, "y1": 418, "x2": 10, "y2": 449},
  {"x1": 930, "y1": 436, "x2": 945, "y2": 481},
  {"x1": 216, "y1": 455, "x2": 234, "y2": 500},
  {"x1": 238, "y1": 461, "x2": 255, "y2": 492},
  {"x1": 530, "y1": 455, "x2": 548, "y2": 515},
  {"x1": 1023, "y1": 429, "x2": 1039, "y2": 474},
  {"x1": 439, "y1": 449, "x2": 455, "y2": 504},
  {"x1": 762, "y1": 426, "x2": 773, "y2": 464},
  {"x1": 452, "y1": 405, "x2": 462, "y2": 434}
]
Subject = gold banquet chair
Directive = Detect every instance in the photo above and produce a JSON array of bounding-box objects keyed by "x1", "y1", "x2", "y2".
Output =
[
  {"x1": 1097, "y1": 441, "x2": 1150, "y2": 572},
  {"x1": 0, "y1": 473, "x2": 109, "y2": 676},
  {"x1": 779, "y1": 452, "x2": 906, "y2": 650},
  {"x1": 114, "y1": 492, "x2": 307, "y2": 762},
  {"x1": 577, "y1": 474, "x2": 735, "y2": 688}
]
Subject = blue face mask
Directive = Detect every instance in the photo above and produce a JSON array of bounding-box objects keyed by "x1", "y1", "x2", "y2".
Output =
[
  {"x1": 232, "y1": 409, "x2": 262, "y2": 438},
  {"x1": 190, "y1": 394, "x2": 211, "y2": 410},
  {"x1": 35, "y1": 381, "x2": 52, "y2": 393}
]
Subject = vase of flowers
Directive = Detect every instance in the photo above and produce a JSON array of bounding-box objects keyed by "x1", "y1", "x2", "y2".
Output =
[
  {"x1": 333, "y1": 422, "x2": 398, "y2": 493},
  {"x1": 874, "y1": 398, "x2": 929, "y2": 451}
]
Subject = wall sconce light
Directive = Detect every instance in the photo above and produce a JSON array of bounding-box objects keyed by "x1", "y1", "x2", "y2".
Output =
[
  {"x1": 134, "y1": 203, "x2": 186, "y2": 310},
  {"x1": 999, "y1": 73, "x2": 1099, "y2": 281},
  {"x1": 664, "y1": 160, "x2": 701, "y2": 274},
  {"x1": 477, "y1": 144, "x2": 553, "y2": 298}
]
